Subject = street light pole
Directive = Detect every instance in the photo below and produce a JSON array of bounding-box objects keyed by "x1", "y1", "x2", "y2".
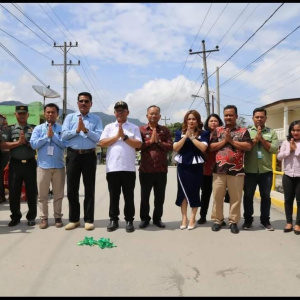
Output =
[{"x1": 191, "y1": 94, "x2": 207, "y2": 117}]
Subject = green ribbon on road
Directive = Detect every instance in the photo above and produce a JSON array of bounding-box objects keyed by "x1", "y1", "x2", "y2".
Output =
[{"x1": 78, "y1": 236, "x2": 117, "y2": 249}]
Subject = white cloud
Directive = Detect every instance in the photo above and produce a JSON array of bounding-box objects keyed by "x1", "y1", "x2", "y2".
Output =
[
  {"x1": 0, "y1": 82, "x2": 16, "y2": 100},
  {"x1": 0, "y1": 2, "x2": 300, "y2": 126},
  {"x1": 119, "y1": 75, "x2": 204, "y2": 124}
]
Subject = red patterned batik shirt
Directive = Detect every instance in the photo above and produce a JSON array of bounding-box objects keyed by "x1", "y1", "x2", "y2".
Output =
[
  {"x1": 139, "y1": 124, "x2": 173, "y2": 173},
  {"x1": 210, "y1": 125, "x2": 251, "y2": 176}
]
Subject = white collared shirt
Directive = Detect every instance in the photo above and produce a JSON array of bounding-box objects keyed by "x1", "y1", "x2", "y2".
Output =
[{"x1": 100, "y1": 120, "x2": 142, "y2": 173}]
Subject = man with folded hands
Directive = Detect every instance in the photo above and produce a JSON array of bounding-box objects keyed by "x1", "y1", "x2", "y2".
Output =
[
  {"x1": 62, "y1": 92, "x2": 103, "y2": 231},
  {"x1": 99, "y1": 101, "x2": 142, "y2": 233},
  {"x1": 1, "y1": 105, "x2": 37, "y2": 227},
  {"x1": 30, "y1": 103, "x2": 66, "y2": 230}
]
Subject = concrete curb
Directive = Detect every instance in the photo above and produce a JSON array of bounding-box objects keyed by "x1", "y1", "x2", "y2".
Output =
[{"x1": 254, "y1": 190, "x2": 297, "y2": 213}]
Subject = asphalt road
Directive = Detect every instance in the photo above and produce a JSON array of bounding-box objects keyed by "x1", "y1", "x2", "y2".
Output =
[{"x1": 0, "y1": 165, "x2": 299, "y2": 296}]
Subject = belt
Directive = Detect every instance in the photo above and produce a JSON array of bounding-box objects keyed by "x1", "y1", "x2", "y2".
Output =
[
  {"x1": 67, "y1": 147, "x2": 95, "y2": 154},
  {"x1": 11, "y1": 157, "x2": 35, "y2": 163}
]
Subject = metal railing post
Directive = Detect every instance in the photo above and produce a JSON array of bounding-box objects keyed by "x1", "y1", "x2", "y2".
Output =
[{"x1": 272, "y1": 154, "x2": 284, "y2": 191}]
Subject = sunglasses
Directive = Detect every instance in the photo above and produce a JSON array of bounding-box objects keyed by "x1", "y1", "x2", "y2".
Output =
[{"x1": 78, "y1": 100, "x2": 90, "y2": 104}]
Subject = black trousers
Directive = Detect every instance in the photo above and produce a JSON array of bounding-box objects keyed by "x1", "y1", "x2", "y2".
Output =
[
  {"x1": 139, "y1": 172, "x2": 167, "y2": 222},
  {"x1": 106, "y1": 171, "x2": 136, "y2": 222},
  {"x1": 9, "y1": 158, "x2": 37, "y2": 221},
  {"x1": 243, "y1": 172, "x2": 272, "y2": 223},
  {"x1": 199, "y1": 175, "x2": 213, "y2": 218},
  {"x1": 66, "y1": 150, "x2": 97, "y2": 223},
  {"x1": 282, "y1": 174, "x2": 300, "y2": 225}
]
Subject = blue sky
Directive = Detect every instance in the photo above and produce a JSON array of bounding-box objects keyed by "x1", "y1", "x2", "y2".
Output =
[{"x1": 1, "y1": 3, "x2": 300, "y2": 125}]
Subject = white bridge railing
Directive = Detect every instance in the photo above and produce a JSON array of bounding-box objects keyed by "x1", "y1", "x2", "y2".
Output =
[{"x1": 274, "y1": 128, "x2": 285, "y2": 141}]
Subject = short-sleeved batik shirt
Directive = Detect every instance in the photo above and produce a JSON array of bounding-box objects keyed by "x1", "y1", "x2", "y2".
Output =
[{"x1": 210, "y1": 125, "x2": 251, "y2": 176}]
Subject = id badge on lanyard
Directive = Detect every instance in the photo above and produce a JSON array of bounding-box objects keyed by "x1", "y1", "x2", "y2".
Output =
[
  {"x1": 257, "y1": 151, "x2": 262, "y2": 159},
  {"x1": 47, "y1": 146, "x2": 54, "y2": 156}
]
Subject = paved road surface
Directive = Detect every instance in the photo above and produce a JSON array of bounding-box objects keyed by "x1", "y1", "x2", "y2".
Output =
[{"x1": 0, "y1": 165, "x2": 299, "y2": 296}]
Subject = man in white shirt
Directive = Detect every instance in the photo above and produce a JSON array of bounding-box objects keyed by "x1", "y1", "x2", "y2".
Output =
[{"x1": 99, "y1": 101, "x2": 142, "y2": 232}]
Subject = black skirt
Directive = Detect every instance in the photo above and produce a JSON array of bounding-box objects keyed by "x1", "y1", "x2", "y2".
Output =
[{"x1": 175, "y1": 163, "x2": 203, "y2": 207}]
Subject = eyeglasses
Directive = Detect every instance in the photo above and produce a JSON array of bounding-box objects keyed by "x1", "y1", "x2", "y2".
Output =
[{"x1": 78, "y1": 100, "x2": 90, "y2": 104}]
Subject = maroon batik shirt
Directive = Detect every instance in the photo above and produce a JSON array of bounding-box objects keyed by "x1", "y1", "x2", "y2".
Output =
[
  {"x1": 210, "y1": 125, "x2": 251, "y2": 176},
  {"x1": 139, "y1": 124, "x2": 173, "y2": 173}
]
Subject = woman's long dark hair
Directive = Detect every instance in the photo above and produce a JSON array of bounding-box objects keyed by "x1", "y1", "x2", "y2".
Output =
[
  {"x1": 287, "y1": 120, "x2": 300, "y2": 141},
  {"x1": 203, "y1": 113, "x2": 223, "y2": 131},
  {"x1": 182, "y1": 110, "x2": 203, "y2": 137}
]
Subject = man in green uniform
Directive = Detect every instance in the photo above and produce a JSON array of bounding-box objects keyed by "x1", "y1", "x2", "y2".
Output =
[
  {"x1": 0, "y1": 113, "x2": 8, "y2": 203},
  {"x1": 243, "y1": 107, "x2": 279, "y2": 231},
  {"x1": 1, "y1": 106, "x2": 37, "y2": 227}
]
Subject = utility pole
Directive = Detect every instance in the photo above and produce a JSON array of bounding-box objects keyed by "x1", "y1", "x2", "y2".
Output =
[
  {"x1": 216, "y1": 66, "x2": 220, "y2": 116},
  {"x1": 202, "y1": 40, "x2": 210, "y2": 115},
  {"x1": 161, "y1": 116, "x2": 170, "y2": 126},
  {"x1": 52, "y1": 42, "x2": 80, "y2": 122},
  {"x1": 189, "y1": 41, "x2": 219, "y2": 117}
]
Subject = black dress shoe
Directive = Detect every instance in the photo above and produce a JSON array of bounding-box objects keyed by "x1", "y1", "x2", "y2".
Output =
[
  {"x1": 8, "y1": 219, "x2": 20, "y2": 227},
  {"x1": 107, "y1": 220, "x2": 119, "y2": 232},
  {"x1": 284, "y1": 225, "x2": 293, "y2": 233},
  {"x1": 139, "y1": 220, "x2": 150, "y2": 229},
  {"x1": 126, "y1": 221, "x2": 135, "y2": 233},
  {"x1": 153, "y1": 220, "x2": 166, "y2": 228},
  {"x1": 27, "y1": 220, "x2": 36, "y2": 226},
  {"x1": 197, "y1": 217, "x2": 206, "y2": 224},
  {"x1": 211, "y1": 223, "x2": 221, "y2": 232},
  {"x1": 294, "y1": 229, "x2": 300, "y2": 235},
  {"x1": 221, "y1": 221, "x2": 226, "y2": 226},
  {"x1": 230, "y1": 223, "x2": 240, "y2": 234}
]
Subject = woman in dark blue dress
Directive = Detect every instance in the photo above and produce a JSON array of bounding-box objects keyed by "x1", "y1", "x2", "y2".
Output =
[{"x1": 173, "y1": 110, "x2": 209, "y2": 230}]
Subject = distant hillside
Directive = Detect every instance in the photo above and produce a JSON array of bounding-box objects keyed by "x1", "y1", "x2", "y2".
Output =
[
  {"x1": 62, "y1": 110, "x2": 144, "y2": 127},
  {"x1": 0, "y1": 100, "x2": 24, "y2": 106},
  {"x1": 0, "y1": 101, "x2": 144, "y2": 127},
  {"x1": 93, "y1": 112, "x2": 144, "y2": 127}
]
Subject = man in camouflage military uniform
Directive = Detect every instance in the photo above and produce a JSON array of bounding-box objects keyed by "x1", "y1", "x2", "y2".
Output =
[
  {"x1": 1, "y1": 106, "x2": 37, "y2": 227},
  {"x1": 0, "y1": 113, "x2": 8, "y2": 203}
]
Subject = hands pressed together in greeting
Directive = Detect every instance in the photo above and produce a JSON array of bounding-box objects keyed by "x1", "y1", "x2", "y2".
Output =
[
  {"x1": 150, "y1": 128, "x2": 159, "y2": 144},
  {"x1": 76, "y1": 116, "x2": 88, "y2": 133},
  {"x1": 47, "y1": 124, "x2": 54, "y2": 138}
]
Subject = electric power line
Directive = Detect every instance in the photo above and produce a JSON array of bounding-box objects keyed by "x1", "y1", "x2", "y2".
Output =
[
  {"x1": 0, "y1": 28, "x2": 53, "y2": 61},
  {"x1": 218, "y1": 3, "x2": 284, "y2": 71},
  {"x1": 220, "y1": 24, "x2": 300, "y2": 87},
  {"x1": 203, "y1": 3, "x2": 228, "y2": 40},
  {"x1": 12, "y1": 3, "x2": 56, "y2": 43},
  {"x1": 0, "y1": 4, "x2": 53, "y2": 47},
  {"x1": 38, "y1": 3, "x2": 69, "y2": 40},
  {"x1": 0, "y1": 41, "x2": 48, "y2": 87}
]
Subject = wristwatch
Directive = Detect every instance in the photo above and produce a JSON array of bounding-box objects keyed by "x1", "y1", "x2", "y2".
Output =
[
  {"x1": 84, "y1": 129, "x2": 89, "y2": 134},
  {"x1": 123, "y1": 135, "x2": 129, "y2": 141}
]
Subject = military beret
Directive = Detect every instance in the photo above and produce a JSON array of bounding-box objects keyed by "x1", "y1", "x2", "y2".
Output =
[{"x1": 16, "y1": 106, "x2": 28, "y2": 113}]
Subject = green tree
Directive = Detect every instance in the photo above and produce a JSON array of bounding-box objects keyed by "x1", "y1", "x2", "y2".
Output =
[{"x1": 166, "y1": 122, "x2": 182, "y2": 138}]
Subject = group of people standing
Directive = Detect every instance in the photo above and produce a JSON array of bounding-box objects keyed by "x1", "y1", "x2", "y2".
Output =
[
  {"x1": 173, "y1": 105, "x2": 299, "y2": 235},
  {"x1": 1, "y1": 93, "x2": 300, "y2": 236},
  {"x1": 0, "y1": 93, "x2": 173, "y2": 233}
]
